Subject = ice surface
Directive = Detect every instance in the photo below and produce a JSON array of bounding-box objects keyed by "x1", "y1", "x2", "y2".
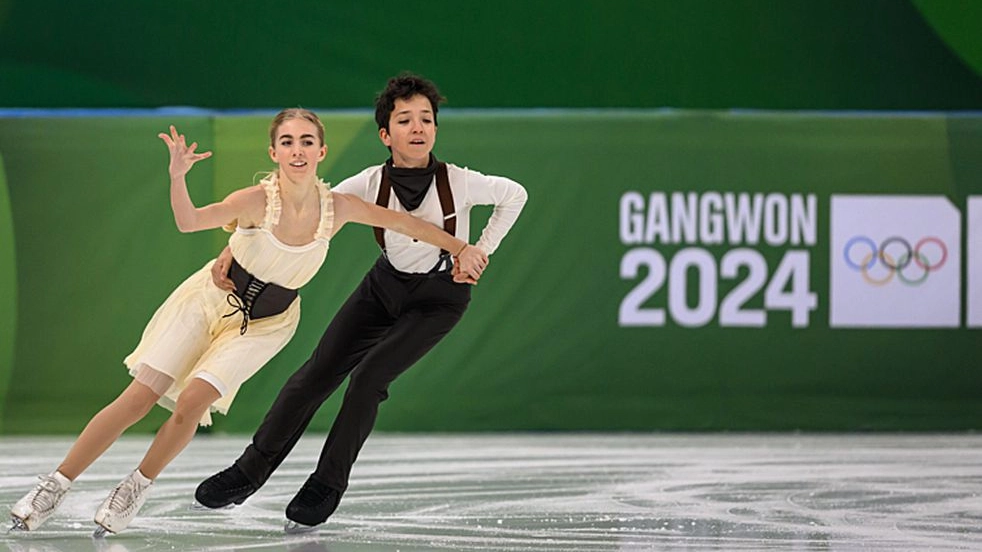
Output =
[{"x1": 1, "y1": 433, "x2": 980, "y2": 551}]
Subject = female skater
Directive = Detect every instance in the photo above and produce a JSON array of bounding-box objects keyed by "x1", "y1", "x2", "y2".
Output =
[{"x1": 10, "y1": 108, "x2": 486, "y2": 536}]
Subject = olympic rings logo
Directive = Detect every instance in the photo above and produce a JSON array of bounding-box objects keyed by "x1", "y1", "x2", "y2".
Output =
[{"x1": 843, "y1": 235, "x2": 948, "y2": 286}]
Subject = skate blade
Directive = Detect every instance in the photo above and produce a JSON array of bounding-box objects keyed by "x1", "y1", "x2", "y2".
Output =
[
  {"x1": 93, "y1": 524, "x2": 112, "y2": 538},
  {"x1": 189, "y1": 500, "x2": 236, "y2": 511},
  {"x1": 284, "y1": 520, "x2": 319, "y2": 534},
  {"x1": 9, "y1": 516, "x2": 29, "y2": 532}
]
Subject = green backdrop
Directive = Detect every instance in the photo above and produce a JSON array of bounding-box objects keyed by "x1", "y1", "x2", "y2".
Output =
[
  {"x1": 1, "y1": 0, "x2": 980, "y2": 433},
  {"x1": 0, "y1": 153, "x2": 14, "y2": 434},
  {"x1": 0, "y1": 111, "x2": 979, "y2": 434},
  {"x1": 1, "y1": 0, "x2": 981, "y2": 110}
]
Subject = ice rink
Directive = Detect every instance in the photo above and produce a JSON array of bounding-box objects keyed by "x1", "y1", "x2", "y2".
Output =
[{"x1": 1, "y1": 433, "x2": 980, "y2": 551}]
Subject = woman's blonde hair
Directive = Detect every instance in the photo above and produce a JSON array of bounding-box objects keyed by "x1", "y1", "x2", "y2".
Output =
[{"x1": 269, "y1": 108, "x2": 325, "y2": 146}]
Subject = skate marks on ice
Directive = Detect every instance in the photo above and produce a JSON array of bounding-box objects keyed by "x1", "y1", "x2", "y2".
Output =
[{"x1": 0, "y1": 433, "x2": 981, "y2": 551}]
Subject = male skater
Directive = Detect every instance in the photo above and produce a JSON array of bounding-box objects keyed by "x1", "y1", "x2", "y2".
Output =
[{"x1": 195, "y1": 72, "x2": 528, "y2": 531}]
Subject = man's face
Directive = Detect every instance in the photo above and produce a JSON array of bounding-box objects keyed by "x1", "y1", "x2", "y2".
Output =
[{"x1": 380, "y1": 94, "x2": 437, "y2": 168}]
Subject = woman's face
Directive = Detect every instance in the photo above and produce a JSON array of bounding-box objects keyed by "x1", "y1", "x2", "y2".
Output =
[
  {"x1": 380, "y1": 94, "x2": 437, "y2": 168},
  {"x1": 269, "y1": 118, "x2": 327, "y2": 180}
]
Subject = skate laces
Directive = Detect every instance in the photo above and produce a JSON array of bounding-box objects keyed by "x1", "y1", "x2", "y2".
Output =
[
  {"x1": 30, "y1": 474, "x2": 67, "y2": 513},
  {"x1": 107, "y1": 474, "x2": 148, "y2": 514}
]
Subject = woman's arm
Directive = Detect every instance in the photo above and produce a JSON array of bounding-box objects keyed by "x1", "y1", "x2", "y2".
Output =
[
  {"x1": 333, "y1": 192, "x2": 489, "y2": 279},
  {"x1": 159, "y1": 125, "x2": 260, "y2": 233}
]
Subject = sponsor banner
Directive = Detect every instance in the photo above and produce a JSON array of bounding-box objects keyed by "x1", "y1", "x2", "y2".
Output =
[
  {"x1": 3, "y1": 112, "x2": 981, "y2": 433},
  {"x1": 618, "y1": 192, "x2": 817, "y2": 328},
  {"x1": 829, "y1": 195, "x2": 960, "y2": 328}
]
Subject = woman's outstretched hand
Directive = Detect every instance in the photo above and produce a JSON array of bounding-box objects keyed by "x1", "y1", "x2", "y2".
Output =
[{"x1": 158, "y1": 125, "x2": 212, "y2": 179}]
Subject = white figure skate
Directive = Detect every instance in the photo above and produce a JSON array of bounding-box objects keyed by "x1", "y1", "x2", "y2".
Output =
[
  {"x1": 10, "y1": 471, "x2": 72, "y2": 531},
  {"x1": 92, "y1": 470, "x2": 153, "y2": 537}
]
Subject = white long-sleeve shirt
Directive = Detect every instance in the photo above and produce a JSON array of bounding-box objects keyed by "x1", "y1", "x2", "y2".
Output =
[{"x1": 333, "y1": 162, "x2": 528, "y2": 274}]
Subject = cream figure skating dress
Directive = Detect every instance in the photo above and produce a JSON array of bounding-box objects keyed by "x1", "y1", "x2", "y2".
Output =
[{"x1": 124, "y1": 173, "x2": 333, "y2": 425}]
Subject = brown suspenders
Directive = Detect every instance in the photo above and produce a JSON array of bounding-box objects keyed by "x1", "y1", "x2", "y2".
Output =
[{"x1": 373, "y1": 162, "x2": 456, "y2": 255}]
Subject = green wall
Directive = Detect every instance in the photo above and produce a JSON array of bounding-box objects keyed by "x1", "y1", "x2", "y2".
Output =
[
  {"x1": 0, "y1": 111, "x2": 980, "y2": 434},
  {"x1": 0, "y1": 153, "x2": 14, "y2": 433},
  {"x1": 0, "y1": 1, "x2": 981, "y2": 110}
]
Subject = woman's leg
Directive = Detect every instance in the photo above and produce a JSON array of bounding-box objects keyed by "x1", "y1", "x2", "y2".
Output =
[
  {"x1": 138, "y1": 378, "x2": 220, "y2": 479},
  {"x1": 57, "y1": 380, "x2": 161, "y2": 480}
]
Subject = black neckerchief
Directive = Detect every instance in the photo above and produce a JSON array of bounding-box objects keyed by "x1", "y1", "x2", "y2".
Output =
[{"x1": 385, "y1": 155, "x2": 438, "y2": 211}]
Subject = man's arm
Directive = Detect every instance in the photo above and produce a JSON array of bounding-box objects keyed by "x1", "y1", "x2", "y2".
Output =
[
  {"x1": 211, "y1": 246, "x2": 235, "y2": 291},
  {"x1": 458, "y1": 167, "x2": 528, "y2": 254}
]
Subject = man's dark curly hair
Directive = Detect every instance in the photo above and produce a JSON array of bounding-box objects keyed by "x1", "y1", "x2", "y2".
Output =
[{"x1": 374, "y1": 72, "x2": 446, "y2": 131}]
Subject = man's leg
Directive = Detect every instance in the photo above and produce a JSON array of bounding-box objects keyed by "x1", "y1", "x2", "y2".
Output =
[
  {"x1": 196, "y1": 274, "x2": 396, "y2": 509},
  {"x1": 283, "y1": 301, "x2": 467, "y2": 528},
  {"x1": 236, "y1": 284, "x2": 395, "y2": 487},
  {"x1": 316, "y1": 300, "x2": 467, "y2": 492}
]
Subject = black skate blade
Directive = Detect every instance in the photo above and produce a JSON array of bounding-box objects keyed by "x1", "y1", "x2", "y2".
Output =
[
  {"x1": 284, "y1": 520, "x2": 319, "y2": 534},
  {"x1": 93, "y1": 524, "x2": 111, "y2": 538}
]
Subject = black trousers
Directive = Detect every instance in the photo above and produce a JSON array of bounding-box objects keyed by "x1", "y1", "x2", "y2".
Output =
[{"x1": 235, "y1": 256, "x2": 470, "y2": 493}]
